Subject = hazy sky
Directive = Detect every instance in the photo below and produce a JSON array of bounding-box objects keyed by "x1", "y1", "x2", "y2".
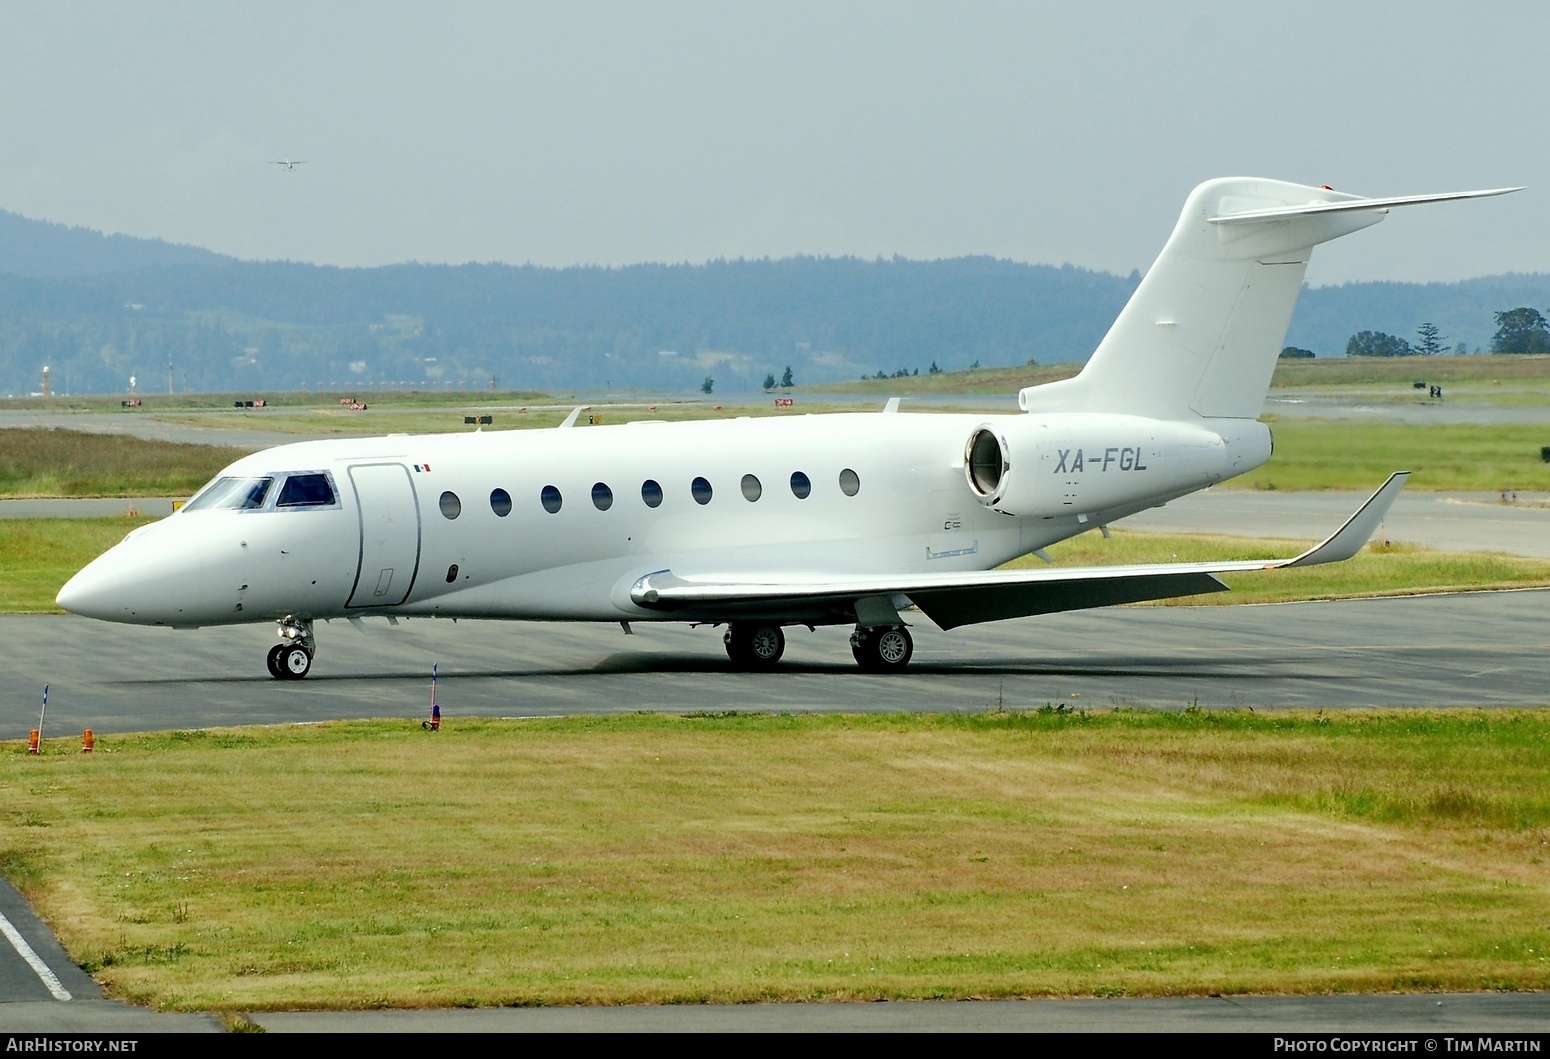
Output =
[{"x1": 1, "y1": 1, "x2": 1542, "y2": 284}]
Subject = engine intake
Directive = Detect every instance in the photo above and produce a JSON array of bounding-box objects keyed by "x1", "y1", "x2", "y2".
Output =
[{"x1": 966, "y1": 428, "x2": 1006, "y2": 499}]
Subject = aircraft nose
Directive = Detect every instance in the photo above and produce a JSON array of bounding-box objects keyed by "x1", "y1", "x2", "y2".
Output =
[
  {"x1": 56, "y1": 522, "x2": 210, "y2": 625},
  {"x1": 57, "y1": 550, "x2": 134, "y2": 620}
]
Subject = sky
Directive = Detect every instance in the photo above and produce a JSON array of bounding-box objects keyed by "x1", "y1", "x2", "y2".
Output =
[{"x1": 0, "y1": 1, "x2": 1542, "y2": 285}]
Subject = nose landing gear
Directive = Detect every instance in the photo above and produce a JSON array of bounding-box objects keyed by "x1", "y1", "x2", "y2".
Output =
[{"x1": 267, "y1": 617, "x2": 315, "y2": 680}]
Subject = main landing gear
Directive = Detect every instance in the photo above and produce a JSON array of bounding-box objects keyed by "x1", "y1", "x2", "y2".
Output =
[
  {"x1": 724, "y1": 622, "x2": 786, "y2": 669},
  {"x1": 266, "y1": 617, "x2": 314, "y2": 680},
  {"x1": 721, "y1": 621, "x2": 915, "y2": 672},
  {"x1": 850, "y1": 625, "x2": 913, "y2": 672}
]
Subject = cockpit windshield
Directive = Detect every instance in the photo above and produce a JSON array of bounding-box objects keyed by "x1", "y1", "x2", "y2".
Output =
[
  {"x1": 276, "y1": 473, "x2": 337, "y2": 507},
  {"x1": 182, "y1": 477, "x2": 273, "y2": 512}
]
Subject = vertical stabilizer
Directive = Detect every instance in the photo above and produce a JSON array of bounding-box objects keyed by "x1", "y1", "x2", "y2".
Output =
[{"x1": 1017, "y1": 178, "x2": 1519, "y2": 421}]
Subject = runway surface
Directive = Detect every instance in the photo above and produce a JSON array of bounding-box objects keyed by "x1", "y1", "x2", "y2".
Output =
[{"x1": 5, "y1": 589, "x2": 1546, "y2": 737}]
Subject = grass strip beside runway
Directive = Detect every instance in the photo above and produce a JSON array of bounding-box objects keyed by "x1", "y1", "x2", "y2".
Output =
[
  {"x1": 3, "y1": 710, "x2": 1547, "y2": 1010},
  {"x1": 0, "y1": 517, "x2": 159, "y2": 612},
  {"x1": 0, "y1": 429, "x2": 238, "y2": 498},
  {"x1": 1222, "y1": 420, "x2": 1550, "y2": 493},
  {"x1": 1022, "y1": 530, "x2": 1550, "y2": 604}
]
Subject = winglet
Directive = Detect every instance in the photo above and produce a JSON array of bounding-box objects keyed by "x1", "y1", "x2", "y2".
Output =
[
  {"x1": 1279, "y1": 472, "x2": 1409, "y2": 568},
  {"x1": 558, "y1": 405, "x2": 589, "y2": 429}
]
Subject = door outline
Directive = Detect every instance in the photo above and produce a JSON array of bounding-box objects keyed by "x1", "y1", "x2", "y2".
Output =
[{"x1": 346, "y1": 463, "x2": 422, "y2": 608}]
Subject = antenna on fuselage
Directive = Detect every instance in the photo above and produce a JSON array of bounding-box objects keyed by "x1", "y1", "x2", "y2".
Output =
[{"x1": 558, "y1": 406, "x2": 589, "y2": 429}]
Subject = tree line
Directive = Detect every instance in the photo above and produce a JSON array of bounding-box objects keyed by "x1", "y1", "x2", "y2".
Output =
[{"x1": 1341, "y1": 309, "x2": 1550, "y2": 357}]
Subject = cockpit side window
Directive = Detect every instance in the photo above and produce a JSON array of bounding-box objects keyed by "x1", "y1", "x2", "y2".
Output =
[
  {"x1": 277, "y1": 473, "x2": 338, "y2": 508},
  {"x1": 183, "y1": 476, "x2": 274, "y2": 512}
]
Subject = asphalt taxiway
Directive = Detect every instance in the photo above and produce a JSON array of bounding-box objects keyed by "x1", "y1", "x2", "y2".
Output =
[{"x1": 4, "y1": 588, "x2": 1546, "y2": 738}]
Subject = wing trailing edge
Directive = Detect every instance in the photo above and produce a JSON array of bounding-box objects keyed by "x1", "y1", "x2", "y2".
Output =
[{"x1": 629, "y1": 473, "x2": 1409, "y2": 629}]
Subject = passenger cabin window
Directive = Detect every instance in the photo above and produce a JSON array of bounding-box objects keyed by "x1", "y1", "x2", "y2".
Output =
[
  {"x1": 276, "y1": 473, "x2": 336, "y2": 508},
  {"x1": 641, "y1": 479, "x2": 663, "y2": 508},
  {"x1": 490, "y1": 488, "x2": 512, "y2": 517},
  {"x1": 439, "y1": 491, "x2": 462, "y2": 519},
  {"x1": 183, "y1": 477, "x2": 273, "y2": 512},
  {"x1": 541, "y1": 485, "x2": 563, "y2": 514},
  {"x1": 691, "y1": 476, "x2": 713, "y2": 505},
  {"x1": 592, "y1": 483, "x2": 614, "y2": 511},
  {"x1": 839, "y1": 469, "x2": 860, "y2": 496},
  {"x1": 741, "y1": 474, "x2": 762, "y2": 502},
  {"x1": 790, "y1": 471, "x2": 811, "y2": 500}
]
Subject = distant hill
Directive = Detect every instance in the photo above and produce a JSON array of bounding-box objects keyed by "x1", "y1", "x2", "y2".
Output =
[
  {"x1": 0, "y1": 210, "x2": 232, "y2": 277},
  {"x1": 2, "y1": 208, "x2": 1549, "y2": 396},
  {"x1": 1290, "y1": 275, "x2": 1550, "y2": 357}
]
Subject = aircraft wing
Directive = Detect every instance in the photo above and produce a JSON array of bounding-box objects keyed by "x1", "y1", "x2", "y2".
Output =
[{"x1": 630, "y1": 472, "x2": 1409, "y2": 630}]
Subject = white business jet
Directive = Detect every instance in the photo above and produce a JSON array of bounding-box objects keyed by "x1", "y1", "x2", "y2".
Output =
[
  {"x1": 57, "y1": 178, "x2": 1518, "y2": 679},
  {"x1": 269, "y1": 160, "x2": 308, "y2": 171}
]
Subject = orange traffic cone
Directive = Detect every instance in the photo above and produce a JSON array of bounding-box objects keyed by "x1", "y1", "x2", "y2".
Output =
[
  {"x1": 28, "y1": 729, "x2": 39, "y2": 755},
  {"x1": 82, "y1": 729, "x2": 95, "y2": 753}
]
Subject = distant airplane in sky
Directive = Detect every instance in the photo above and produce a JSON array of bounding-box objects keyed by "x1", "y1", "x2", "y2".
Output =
[
  {"x1": 56, "y1": 178, "x2": 1519, "y2": 679},
  {"x1": 269, "y1": 159, "x2": 308, "y2": 171}
]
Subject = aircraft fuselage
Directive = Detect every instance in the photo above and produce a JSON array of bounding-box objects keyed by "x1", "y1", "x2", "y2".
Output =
[{"x1": 57, "y1": 410, "x2": 1270, "y2": 630}]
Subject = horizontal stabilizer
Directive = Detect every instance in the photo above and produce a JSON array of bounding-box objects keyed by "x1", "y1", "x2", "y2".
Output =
[
  {"x1": 1209, "y1": 187, "x2": 1522, "y2": 225},
  {"x1": 629, "y1": 473, "x2": 1409, "y2": 629}
]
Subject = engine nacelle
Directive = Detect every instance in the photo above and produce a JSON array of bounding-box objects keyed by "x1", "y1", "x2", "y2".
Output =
[{"x1": 964, "y1": 413, "x2": 1270, "y2": 518}]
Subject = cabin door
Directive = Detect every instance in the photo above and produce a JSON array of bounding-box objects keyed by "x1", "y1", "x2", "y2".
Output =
[{"x1": 346, "y1": 463, "x2": 421, "y2": 608}]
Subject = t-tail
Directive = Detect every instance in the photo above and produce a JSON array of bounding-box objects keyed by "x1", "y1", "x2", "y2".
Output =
[{"x1": 1017, "y1": 178, "x2": 1521, "y2": 422}]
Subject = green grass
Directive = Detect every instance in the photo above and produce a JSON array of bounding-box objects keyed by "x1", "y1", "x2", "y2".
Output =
[
  {"x1": 1271, "y1": 353, "x2": 1550, "y2": 388},
  {"x1": 0, "y1": 430, "x2": 242, "y2": 498},
  {"x1": 1011, "y1": 530, "x2": 1550, "y2": 604},
  {"x1": 4, "y1": 710, "x2": 1547, "y2": 1010},
  {"x1": 811, "y1": 354, "x2": 1550, "y2": 397},
  {"x1": 0, "y1": 517, "x2": 158, "y2": 611},
  {"x1": 1227, "y1": 419, "x2": 1550, "y2": 492}
]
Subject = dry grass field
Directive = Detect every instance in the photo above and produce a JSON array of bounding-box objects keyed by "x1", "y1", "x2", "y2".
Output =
[{"x1": 4, "y1": 711, "x2": 1547, "y2": 1011}]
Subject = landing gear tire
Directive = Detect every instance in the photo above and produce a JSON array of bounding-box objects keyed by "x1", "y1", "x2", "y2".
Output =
[
  {"x1": 851, "y1": 625, "x2": 913, "y2": 672},
  {"x1": 724, "y1": 623, "x2": 786, "y2": 669},
  {"x1": 270, "y1": 616, "x2": 316, "y2": 681},
  {"x1": 276, "y1": 644, "x2": 312, "y2": 680}
]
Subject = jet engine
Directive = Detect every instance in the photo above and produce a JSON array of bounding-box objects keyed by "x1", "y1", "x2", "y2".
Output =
[{"x1": 964, "y1": 413, "x2": 1268, "y2": 518}]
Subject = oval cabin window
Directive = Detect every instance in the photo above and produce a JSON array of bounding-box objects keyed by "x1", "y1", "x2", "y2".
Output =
[
  {"x1": 439, "y1": 491, "x2": 462, "y2": 519},
  {"x1": 641, "y1": 479, "x2": 663, "y2": 508},
  {"x1": 489, "y1": 488, "x2": 512, "y2": 517},
  {"x1": 741, "y1": 474, "x2": 762, "y2": 502},
  {"x1": 592, "y1": 482, "x2": 614, "y2": 511},
  {"x1": 790, "y1": 471, "x2": 811, "y2": 499},
  {"x1": 540, "y1": 485, "x2": 563, "y2": 514},
  {"x1": 691, "y1": 477, "x2": 713, "y2": 505},
  {"x1": 839, "y1": 469, "x2": 860, "y2": 496}
]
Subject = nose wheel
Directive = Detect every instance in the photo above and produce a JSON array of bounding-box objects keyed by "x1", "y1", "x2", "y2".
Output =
[
  {"x1": 851, "y1": 625, "x2": 913, "y2": 672},
  {"x1": 268, "y1": 617, "x2": 315, "y2": 680}
]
